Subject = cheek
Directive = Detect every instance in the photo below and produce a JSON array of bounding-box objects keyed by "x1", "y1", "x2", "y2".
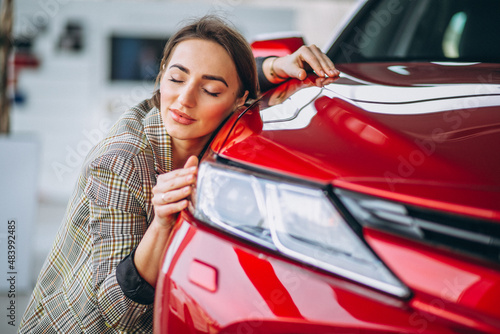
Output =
[
  {"x1": 159, "y1": 83, "x2": 177, "y2": 113},
  {"x1": 202, "y1": 100, "x2": 236, "y2": 122},
  {"x1": 159, "y1": 80, "x2": 171, "y2": 100}
]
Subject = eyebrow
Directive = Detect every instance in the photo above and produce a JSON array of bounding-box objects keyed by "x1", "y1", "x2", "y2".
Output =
[{"x1": 169, "y1": 63, "x2": 228, "y2": 87}]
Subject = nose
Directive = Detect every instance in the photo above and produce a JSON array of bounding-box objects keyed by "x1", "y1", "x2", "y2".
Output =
[{"x1": 178, "y1": 83, "x2": 197, "y2": 108}]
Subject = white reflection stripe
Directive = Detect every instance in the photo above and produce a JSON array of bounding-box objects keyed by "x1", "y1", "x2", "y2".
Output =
[
  {"x1": 263, "y1": 104, "x2": 317, "y2": 130},
  {"x1": 325, "y1": 83, "x2": 500, "y2": 104},
  {"x1": 353, "y1": 95, "x2": 500, "y2": 115},
  {"x1": 161, "y1": 221, "x2": 190, "y2": 274},
  {"x1": 431, "y1": 62, "x2": 481, "y2": 66}
]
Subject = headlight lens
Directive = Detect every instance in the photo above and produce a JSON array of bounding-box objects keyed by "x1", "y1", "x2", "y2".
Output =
[{"x1": 193, "y1": 161, "x2": 409, "y2": 298}]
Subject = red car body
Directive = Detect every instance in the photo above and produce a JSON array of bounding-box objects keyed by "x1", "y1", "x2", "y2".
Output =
[{"x1": 154, "y1": 1, "x2": 500, "y2": 332}]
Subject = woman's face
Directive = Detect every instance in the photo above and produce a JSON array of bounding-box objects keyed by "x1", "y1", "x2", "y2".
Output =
[{"x1": 160, "y1": 38, "x2": 248, "y2": 146}]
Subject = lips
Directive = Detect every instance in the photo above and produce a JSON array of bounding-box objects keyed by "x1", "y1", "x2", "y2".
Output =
[{"x1": 169, "y1": 108, "x2": 196, "y2": 125}]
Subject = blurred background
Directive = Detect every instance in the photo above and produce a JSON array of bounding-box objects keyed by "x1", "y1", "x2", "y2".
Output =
[{"x1": 0, "y1": 0, "x2": 357, "y2": 332}]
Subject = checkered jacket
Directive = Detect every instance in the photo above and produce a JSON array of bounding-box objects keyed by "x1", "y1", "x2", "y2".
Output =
[{"x1": 19, "y1": 99, "x2": 172, "y2": 333}]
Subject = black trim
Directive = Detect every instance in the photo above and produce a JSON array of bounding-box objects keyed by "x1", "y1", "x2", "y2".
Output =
[
  {"x1": 116, "y1": 247, "x2": 155, "y2": 305},
  {"x1": 349, "y1": 94, "x2": 500, "y2": 106},
  {"x1": 336, "y1": 188, "x2": 500, "y2": 268},
  {"x1": 215, "y1": 154, "x2": 328, "y2": 190},
  {"x1": 256, "y1": 56, "x2": 284, "y2": 92}
]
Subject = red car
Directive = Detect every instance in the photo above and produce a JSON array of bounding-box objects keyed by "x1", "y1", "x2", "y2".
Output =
[{"x1": 154, "y1": 0, "x2": 500, "y2": 333}]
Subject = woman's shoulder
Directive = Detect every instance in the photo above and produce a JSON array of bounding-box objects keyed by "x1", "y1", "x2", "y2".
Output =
[
  {"x1": 86, "y1": 99, "x2": 160, "y2": 168},
  {"x1": 114, "y1": 99, "x2": 156, "y2": 142}
]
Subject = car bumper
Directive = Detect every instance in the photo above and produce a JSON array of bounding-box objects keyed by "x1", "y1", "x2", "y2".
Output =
[{"x1": 153, "y1": 209, "x2": 500, "y2": 333}]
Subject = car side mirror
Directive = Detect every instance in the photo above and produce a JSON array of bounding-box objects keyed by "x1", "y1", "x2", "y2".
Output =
[{"x1": 250, "y1": 34, "x2": 305, "y2": 57}]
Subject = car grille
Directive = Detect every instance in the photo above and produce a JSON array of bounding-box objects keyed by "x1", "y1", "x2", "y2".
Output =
[{"x1": 335, "y1": 188, "x2": 500, "y2": 266}]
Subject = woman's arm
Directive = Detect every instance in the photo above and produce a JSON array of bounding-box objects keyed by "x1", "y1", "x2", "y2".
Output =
[
  {"x1": 86, "y1": 154, "x2": 153, "y2": 330},
  {"x1": 86, "y1": 140, "x2": 197, "y2": 330}
]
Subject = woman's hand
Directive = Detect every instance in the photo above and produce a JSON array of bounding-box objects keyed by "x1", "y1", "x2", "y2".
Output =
[
  {"x1": 152, "y1": 155, "x2": 198, "y2": 228},
  {"x1": 264, "y1": 44, "x2": 340, "y2": 84}
]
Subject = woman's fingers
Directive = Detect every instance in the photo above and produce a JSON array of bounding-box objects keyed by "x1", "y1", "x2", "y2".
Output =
[
  {"x1": 154, "y1": 199, "x2": 189, "y2": 218},
  {"x1": 306, "y1": 45, "x2": 337, "y2": 76},
  {"x1": 184, "y1": 155, "x2": 199, "y2": 169},
  {"x1": 296, "y1": 45, "x2": 339, "y2": 78},
  {"x1": 155, "y1": 165, "x2": 197, "y2": 193},
  {"x1": 158, "y1": 155, "x2": 198, "y2": 193},
  {"x1": 153, "y1": 185, "x2": 192, "y2": 206},
  {"x1": 152, "y1": 155, "x2": 199, "y2": 224},
  {"x1": 277, "y1": 44, "x2": 340, "y2": 80},
  {"x1": 156, "y1": 165, "x2": 197, "y2": 184},
  {"x1": 314, "y1": 75, "x2": 338, "y2": 87}
]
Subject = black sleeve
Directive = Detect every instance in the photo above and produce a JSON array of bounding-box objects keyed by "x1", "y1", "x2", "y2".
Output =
[
  {"x1": 256, "y1": 56, "x2": 281, "y2": 93},
  {"x1": 116, "y1": 247, "x2": 155, "y2": 305}
]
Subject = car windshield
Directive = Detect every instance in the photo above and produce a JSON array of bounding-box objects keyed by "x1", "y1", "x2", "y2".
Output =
[{"x1": 328, "y1": 0, "x2": 500, "y2": 63}]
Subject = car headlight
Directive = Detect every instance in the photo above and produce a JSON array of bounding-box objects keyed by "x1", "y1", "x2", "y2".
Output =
[{"x1": 193, "y1": 160, "x2": 410, "y2": 298}]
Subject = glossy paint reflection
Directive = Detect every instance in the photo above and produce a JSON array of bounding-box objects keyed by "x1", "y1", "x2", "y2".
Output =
[
  {"x1": 365, "y1": 228, "x2": 500, "y2": 333},
  {"x1": 155, "y1": 214, "x2": 464, "y2": 333}
]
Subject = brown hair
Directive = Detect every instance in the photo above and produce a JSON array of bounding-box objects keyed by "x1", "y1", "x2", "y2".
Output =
[{"x1": 150, "y1": 15, "x2": 258, "y2": 108}]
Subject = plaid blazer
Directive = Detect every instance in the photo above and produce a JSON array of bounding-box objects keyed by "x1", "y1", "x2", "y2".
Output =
[{"x1": 19, "y1": 99, "x2": 172, "y2": 333}]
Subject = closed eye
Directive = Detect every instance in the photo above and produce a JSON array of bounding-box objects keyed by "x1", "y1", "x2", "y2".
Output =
[
  {"x1": 169, "y1": 75, "x2": 219, "y2": 97},
  {"x1": 169, "y1": 77, "x2": 183, "y2": 83},
  {"x1": 204, "y1": 89, "x2": 220, "y2": 97}
]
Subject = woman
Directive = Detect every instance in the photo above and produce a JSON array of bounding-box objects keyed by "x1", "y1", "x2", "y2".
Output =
[{"x1": 19, "y1": 15, "x2": 338, "y2": 333}]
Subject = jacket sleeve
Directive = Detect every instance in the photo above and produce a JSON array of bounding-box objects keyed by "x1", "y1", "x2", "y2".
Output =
[{"x1": 85, "y1": 152, "x2": 153, "y2": 331}]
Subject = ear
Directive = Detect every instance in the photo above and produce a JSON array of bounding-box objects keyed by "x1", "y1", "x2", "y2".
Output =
[{"x1": 235, "y1": 90, "x2": 249, "y2": 108}]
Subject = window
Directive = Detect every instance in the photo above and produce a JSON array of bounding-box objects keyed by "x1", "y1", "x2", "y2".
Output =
[
  {"x1": 109, "y1": 36, "x2": 168, "y2": 82},
  {"x1": 330, "y1": 0, "x2": 500, "y2": 63}
]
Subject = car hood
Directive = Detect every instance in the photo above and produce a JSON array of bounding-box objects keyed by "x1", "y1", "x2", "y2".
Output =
[{"x1": 216, "y1": 62, "x2": 500, "y2": 220}]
